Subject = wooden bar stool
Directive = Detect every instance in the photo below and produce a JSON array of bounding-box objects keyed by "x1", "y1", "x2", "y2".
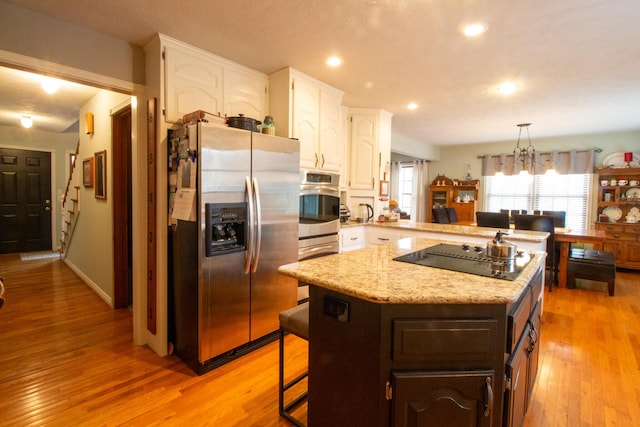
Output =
[{"x1": 279, "y1": 301, "x2": 309, "y2": 426}]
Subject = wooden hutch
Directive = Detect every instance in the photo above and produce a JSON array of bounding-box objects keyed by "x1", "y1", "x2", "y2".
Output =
[
  {"x1": 428, "y1": 174, "x2": 479, "y2": 224},
  {"x1": 594, "y1": 167, "x2": 640, "y2": 269}
]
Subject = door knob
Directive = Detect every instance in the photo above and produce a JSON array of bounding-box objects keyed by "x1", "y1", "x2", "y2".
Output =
[
  {"x1": 45, "y1": 199, "x2": 51, "y2": 205},
  {"x1": 45, "y1": 207, "x2": 51, "y2": 211}
]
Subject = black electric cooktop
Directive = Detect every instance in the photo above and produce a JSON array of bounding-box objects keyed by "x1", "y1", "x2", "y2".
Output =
[{"x1": 393, "y1": 243, "x2": 532, "y2": 281}]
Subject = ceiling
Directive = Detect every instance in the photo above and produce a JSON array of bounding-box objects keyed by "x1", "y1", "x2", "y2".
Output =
[
  {"x1": 2, "y1": 0, "x2": 640, "y2": 145},
  {"x1": 0, "y1": 66, "x2": 100, "y2": 133}
]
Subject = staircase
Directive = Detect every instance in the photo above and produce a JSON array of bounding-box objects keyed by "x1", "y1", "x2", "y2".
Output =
[{"x1": 59, "y1": 141, "x2": 81, "y2": 257}]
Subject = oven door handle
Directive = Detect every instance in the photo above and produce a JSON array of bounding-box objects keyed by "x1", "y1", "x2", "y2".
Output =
[
  {"x1": 244, "y1": 176, "x2": 254, "y2": 274},
  {"x1": 298, "y1": 242, "x2": 339, "y2": 261},
  {"x1": 252, "y1": 177, "x2": 262, "y2": 273},
  {"x1": 299, "y1": 187, "x2": 340, "y2": 198}
]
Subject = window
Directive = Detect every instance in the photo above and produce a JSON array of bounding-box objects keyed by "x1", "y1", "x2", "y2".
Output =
[
  {"x1": 484, "y1": 172, "x2": 591, "y2": 230},
  {"x1": 398, "y1": 164, "x2": 413, "y2": 215}
]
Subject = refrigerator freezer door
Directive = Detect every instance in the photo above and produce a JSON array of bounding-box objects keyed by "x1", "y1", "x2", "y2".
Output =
[
  {"x1": 199, "y1": 251, "x2": 250, "y2": 361},
  {"x1": 250, "y1": 132, "x2": 300, "y2": 339},
  {"x1": 198, "y1": 124, "x2": 252, "y2": 361}
]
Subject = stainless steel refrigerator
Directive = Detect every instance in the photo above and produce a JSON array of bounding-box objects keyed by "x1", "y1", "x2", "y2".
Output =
[{"x1": 172, "y1": 123, "x2": 300, "y2": 375}]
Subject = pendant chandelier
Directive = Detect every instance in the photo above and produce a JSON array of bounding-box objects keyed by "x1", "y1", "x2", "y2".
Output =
[{"x1": 512, "y1": 123, "x2": 535, "y2": 175}]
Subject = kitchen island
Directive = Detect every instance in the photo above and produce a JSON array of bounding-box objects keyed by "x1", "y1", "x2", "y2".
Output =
[{"x1": 278, "y1": 237, "x2": 546, "y2": 427}]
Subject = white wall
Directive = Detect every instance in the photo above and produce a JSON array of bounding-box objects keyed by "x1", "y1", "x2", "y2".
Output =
[
  {"x1": 65, "y1": 90, "x2": 130, "y2": 304},
  {"x1": 0, "y1": 124, "x2": 77, "y2": 248},
  {"x1": 391, "y1": 133, "x2": 441, "y2": 161},
  {"x1": 0, "y1": 2, "x2": 144, "y2": 85}
]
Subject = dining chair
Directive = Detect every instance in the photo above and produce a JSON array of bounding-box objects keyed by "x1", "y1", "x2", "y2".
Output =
[
  {"x1": 432, "y1": 208, "x2": 450, "y2": 224},
  {"x1": 500, "y1": 209, "x2": 528, "y2": 223},
  {"x1": 476, "y1": 211, "x2": 510, "y2": 229},
  {"x1": 445, "y1": 207, "x2": 459, "y2": 223},
  {"x1": 513, "y1": 214, "x2": 556, "y2": 291},
  {"x1": 533, "y1": 210, "x2": 566, "y2": 227}
]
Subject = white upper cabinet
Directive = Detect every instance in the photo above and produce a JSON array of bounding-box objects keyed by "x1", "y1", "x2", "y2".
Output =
[
  {"x1": 164, "y1": 45, "x2": 223, "y2": 122},
  {"x1": 223, "y1": 68, "x2": 267, "y2": 121},
  {"x1": 160, "y1": 35, "x2": 267, "y2": 124},
  {"x1": 269, "y1": 67, "x2": 344, "y2": 171},
  {"x1": 292, "y1": 77, "x2": 320, "y2": 168},
  {"x1": 319, "y1": 90, "x2": 343, "y2": 172},
  {"x1": 349, "y1": 114, "x2": 377, "y2": 190},
  {"x1": 349, "y1": 109, "x2": 392, "y2": 190}
]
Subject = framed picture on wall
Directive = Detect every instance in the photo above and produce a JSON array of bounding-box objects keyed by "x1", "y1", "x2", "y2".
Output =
[
  {"x1": 94, "y1": 150, "x2": 106, "y2": 200},
  {"x1": 82, "y1": 157, "x2": 94, "y2": 187},
  {"x1": 379, "y1": 180, "x2": 389, "y2": 197}
]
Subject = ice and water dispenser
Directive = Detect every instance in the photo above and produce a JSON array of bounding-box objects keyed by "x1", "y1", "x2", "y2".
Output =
[{"x1": 204, "y1": 203, "x2": 247, "y2": 257}]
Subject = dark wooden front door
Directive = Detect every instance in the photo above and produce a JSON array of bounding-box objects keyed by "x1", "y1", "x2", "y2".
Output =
[{"x1": 0, "y1": 148, "x2": 52, "y2": 253}]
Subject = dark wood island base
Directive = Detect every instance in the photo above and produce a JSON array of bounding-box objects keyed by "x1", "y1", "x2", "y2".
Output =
[{"x1": 306, "y1": 267, "x2": 543, "y2": 427}]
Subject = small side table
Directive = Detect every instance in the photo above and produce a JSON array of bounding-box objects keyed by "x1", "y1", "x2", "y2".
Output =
[{"x1": 567, "y1": 249, "x2": 616, "y2": 296}]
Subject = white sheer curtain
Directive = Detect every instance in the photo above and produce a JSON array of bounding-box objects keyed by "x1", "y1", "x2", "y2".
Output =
[{"x1": 412, "y1": 160, "x2": 429, "y2": 222}]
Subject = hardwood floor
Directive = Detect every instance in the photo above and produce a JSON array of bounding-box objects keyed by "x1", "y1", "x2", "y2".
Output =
[{"x1": 0, "y1": 253, "x2": 638, "y2": 426}]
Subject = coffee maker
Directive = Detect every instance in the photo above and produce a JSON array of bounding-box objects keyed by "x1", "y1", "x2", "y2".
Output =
[{"x1": 339, "y1": 204, "x2": 351, "y2": 223}]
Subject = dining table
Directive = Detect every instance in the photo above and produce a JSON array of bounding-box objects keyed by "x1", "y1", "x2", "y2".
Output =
[{"x1": 554, "y1": 228, "x2": 606, "y2": 288}]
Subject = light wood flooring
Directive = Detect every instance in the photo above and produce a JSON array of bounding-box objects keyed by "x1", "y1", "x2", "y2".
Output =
[{"x1": 0, "y1": 253, "x2": 638, "y2": 426}]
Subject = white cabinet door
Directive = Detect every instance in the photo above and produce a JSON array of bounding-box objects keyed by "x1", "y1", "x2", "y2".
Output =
[
  {"x1": 340, "y1": 227, "x2": 366, "y2": 252},
  {"x1": 223, "y1": 68, "x2": 267, "y2": 121},
  {"x1": 164, "y1": 45, "x2": 223, "y2": 123},
  {"x1": 349, "y1": 114, "x2": 377, "y2": 189},
  {"x1": 293, "y1": 78, "x2": 320, "y2": 170},
  {"x1": 319, "y1": 90, "x2": 343, "y2": 172},
  {"x1": 366, "y1": 228, "x2": 398, "y2": 246}
]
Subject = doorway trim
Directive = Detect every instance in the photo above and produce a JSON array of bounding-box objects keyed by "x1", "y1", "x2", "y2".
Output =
[{"x1": 0, "y1": 48, "x2": 151, "y2": 349}]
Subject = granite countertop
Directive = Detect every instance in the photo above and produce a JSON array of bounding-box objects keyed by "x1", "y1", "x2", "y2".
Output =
[
  {"x1": 341, "y1": 219, "x2": 550, "y2": 243},
  {"x1": 278, "y1": 236, "x2": 546, "y2": 305}
]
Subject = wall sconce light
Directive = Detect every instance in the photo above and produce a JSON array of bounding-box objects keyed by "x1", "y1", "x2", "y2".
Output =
[
  {"x1": 85, "y1": 112, "x2": 94, "y2": 135},
  {"x1": 21, "y1": 115, "x2": 33, "y2": 129}
]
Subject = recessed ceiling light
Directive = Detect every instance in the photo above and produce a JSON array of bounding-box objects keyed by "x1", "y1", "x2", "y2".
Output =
[
  {"x1": 496, "y1": 82, "x2": 518, "y2": 95},
  {"x1": 407, "y1": 103, "x2": 418, "y2": 110},
  {"x1": 326, "y1": 56, "x2": 342, "y2": 67},
  {"x1": 461, "y1": 22, "x2": 488, "y2": 37},
  {"x1": 21, "y1": 115, "x2": 33, "y2": 128},
  {"x1": 41, "y1": 76, "x2": 60, "y2": 94}
]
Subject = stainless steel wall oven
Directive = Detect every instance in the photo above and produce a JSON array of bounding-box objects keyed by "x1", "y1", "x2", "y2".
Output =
[{"x1": 298, "y1": 170, "x2": 340, "y2": 260}]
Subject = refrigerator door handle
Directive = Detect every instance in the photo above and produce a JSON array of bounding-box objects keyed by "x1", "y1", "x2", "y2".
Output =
[
  {"x1": 251, "y1": 177, "x2": 262, "y2": 273},
  {"x1": 245, "y1": 176, "x2": 254, "y2": 274}
]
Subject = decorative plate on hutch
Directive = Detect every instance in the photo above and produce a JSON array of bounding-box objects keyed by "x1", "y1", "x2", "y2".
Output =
[
  {"x1": 626, "y1": 188, "x2": 640, "y2": 201},
  {"x1": 602, "y1": 206, "x2": 622, "y2": 222},
  {"x1": 601, "y1": 152, "x2": 639, "y2": 168}
]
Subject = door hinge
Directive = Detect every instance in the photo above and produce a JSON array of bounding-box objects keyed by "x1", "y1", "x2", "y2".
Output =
[
  {"x1": 385, "y1": 381, "x2": 392, "y2": 400},
  {"x1": 504, "y1": 375, "x2": 512, "y2": 391}
]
